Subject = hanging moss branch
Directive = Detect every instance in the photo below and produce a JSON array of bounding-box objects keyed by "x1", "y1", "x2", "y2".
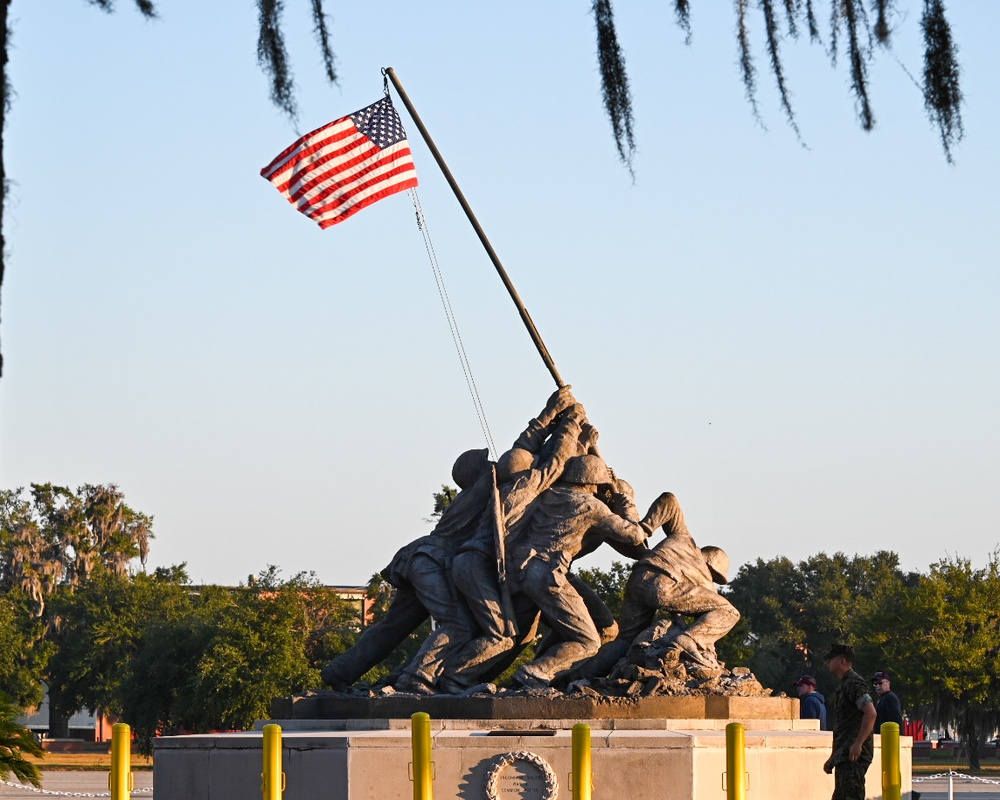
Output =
[
  {"x1": 735, "y1": 0, "x2": 765, "y2": 127},
  {"x1": 86, "y1": 1, "x2": 156, "y2": 17},
  {"x1": 760, "y1": 0, "x2": 802, "y2": 140},
  {"x1": 256, "y1": 0, "x2": 298, "y2": 122},
  {"x1": 873, "y1": 0, "x2": 893, "y2": 43},
  {"x1": 781, "y1": 0, "x2": 800, "y2": 39},
  {"x1": 841, "y1": 0, "x2": 875, "y2": 130},
  {"x1": 310, "y1": 0, "x2": 337, "y2": 84},
  {"x1": 828, "y1": 1, "x2": 841, "y2": 65},
  {"x1": 592, "y1": 0, "x2": 636, "y2": 176},
  {"x1": 921, "y1": 0, "x2": 963, "y2": 164},
  {"x1": 674, "y1": 0, "x2": 692, "y2": 45},
  {"x1": 804, "y1": 0, "x2": 821, "y2": 42}
]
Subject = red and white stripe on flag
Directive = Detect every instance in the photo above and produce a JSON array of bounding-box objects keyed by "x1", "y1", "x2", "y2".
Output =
[{"x1": 261, "y1": 96, "x2": 418, "y2": 228}]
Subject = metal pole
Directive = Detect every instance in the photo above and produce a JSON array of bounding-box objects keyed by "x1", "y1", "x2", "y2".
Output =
[
  {"x1": 383, "y1": 66, "x2": 565, "y2": 389},
  {"x1": 262, "y1": 723, "x2": 284, "y2": 800},
  {"x1": 881, "y1": 722, "x2": 901, "y2": 800},
  {"x1": 411, "y1": 712, "x2": 434, "y2": 800},
  {"x1": 110, "y1": 723, "x2": 132, "y2": 800},
  {"x1": 572, "y1": 723, "x2": 592, "y2": 800},
  {"x1": 725, "y1": 722, "x2": 746, "y2": 800}
]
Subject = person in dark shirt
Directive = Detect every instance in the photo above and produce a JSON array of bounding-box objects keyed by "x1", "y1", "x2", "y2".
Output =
[
  {"x1": 873, "y1": 670, "x2": 904, "y2": 731},
  {"x1": 794, "y1": 675, "x2": 828, "y2": 730},
  {"x1": 823, "y1": 643, "x2": 877, "y2": 800}
]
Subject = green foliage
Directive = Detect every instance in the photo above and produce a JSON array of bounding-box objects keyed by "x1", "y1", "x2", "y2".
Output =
[
  {"x1": 45, "y1": 567, "x2": 193, "y2": 732},
  {"x1": 111, "y1": 567, "x2": 358, "y2": 753},
  {"x1": 885, "y1": 554, "x2": 1000, "y2": 768},
  {"x1": 0, "y1": 694, "x2": 43, "y2": 787},
  {"x1": 429, "y1": 485, "x2": 458, "y2": 521},
  {"x1": 0, "y1": 592, "x2": 47, "y2": 709},
  {"x1": 1, "y1": 484, "x2": 154, "y2": 734},
  {"x1": 576, "y1": 560, "x2": 631, "y2": 619},
  {"x1": 718, "y1": 551, "x2": 912, "y2": 695},
  {"x1": 353, "y1": 572, "x2": 432, "y2": 685},
  {"x1": 0, "y1": 484, "x2": 152, "y2": 617}
]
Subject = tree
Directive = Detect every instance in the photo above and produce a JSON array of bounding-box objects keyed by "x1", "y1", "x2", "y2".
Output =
[
  {"x1": 0, "y1": 694, "x2": 42, "y2": 789},
  {"x1": 718, "y1": 551, "x2": 913, "y2": 694},
  {"x1": 43, "y1": 565, "x2": 193, "y2": 745},
  {"x1": 0, "y1": 484, "x2": 152, "y2": 616},
  {"x1": 0, "y1": 1, "x2": 967, "y2": 378},
  {"x1": 886, "y1": 554, "x2": 1000, "y2": 769},
  {"x1": 0, "y1": 483, "x2": 153, "y2": 736}
]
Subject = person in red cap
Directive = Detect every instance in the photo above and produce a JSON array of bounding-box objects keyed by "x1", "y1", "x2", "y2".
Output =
[
  {"x1": 873, "y1": 670, "x2": 903, "y2": 731},
  {"x1": 794, "y1": 675, "x2": 828, "y2": 730}
]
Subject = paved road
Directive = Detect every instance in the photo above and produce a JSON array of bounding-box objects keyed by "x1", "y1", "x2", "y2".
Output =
[
  {"x1": 3, "y1": 769, "x2": 998, "y2": 799},
  {"x1": 0, "y1": 771, "x2": 153, "y2": 799}
]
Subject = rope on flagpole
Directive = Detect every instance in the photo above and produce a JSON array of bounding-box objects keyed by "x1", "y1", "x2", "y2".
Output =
[{"x1": 408, "y1": 188, "x2": 498, "y2": 460}]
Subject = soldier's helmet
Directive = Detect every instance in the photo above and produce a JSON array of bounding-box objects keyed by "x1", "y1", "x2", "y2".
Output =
[
  {"x1": 701, "y1": 546, "x2": 731, "y2": 584},
  {"x1": 496, "y1": 447, "x2": 535, "y2": 482},
  {"x1": 561, "y1": 454, "x2": 613, "y2": 486},
  {"x1": 452, "y1": 448, "x2": 490, "y2": 490}
]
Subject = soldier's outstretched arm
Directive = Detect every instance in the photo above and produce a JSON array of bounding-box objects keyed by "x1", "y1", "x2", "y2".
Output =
[
  {"x1": 537, "y1": 385, "x2": 576, "y2": 428},
  {"x1": 508, "y1": 386, "x2": 576, "y2": 456}
]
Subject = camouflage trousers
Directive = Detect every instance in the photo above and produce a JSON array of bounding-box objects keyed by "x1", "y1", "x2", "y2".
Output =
[{"x1": 832, "y1": 760, "x2": 871, "y2": 800}]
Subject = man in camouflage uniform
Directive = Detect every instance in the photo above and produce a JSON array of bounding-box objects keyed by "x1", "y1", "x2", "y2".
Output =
[{"x1": 823, "y1": 643, "x2": 877, "y2": 800}]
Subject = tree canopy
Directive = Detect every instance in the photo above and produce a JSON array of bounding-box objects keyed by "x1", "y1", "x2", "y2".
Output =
[{"x1": 579, "y1": 549, "x2": 1000, "y2": 761}]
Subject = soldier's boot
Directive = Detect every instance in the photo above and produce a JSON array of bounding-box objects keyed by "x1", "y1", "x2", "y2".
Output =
[
  {"x1": 668, "y1": 632, "x2": 721, "y2": 670},
  {"x1": 513, "y1": 662, "x2": 551, "y2": 690},
  {"x1": 394, "y1": 672, "x2": 435, "y2": 695}
]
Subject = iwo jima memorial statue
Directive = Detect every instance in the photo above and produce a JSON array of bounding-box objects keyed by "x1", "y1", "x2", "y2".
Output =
[{"x1": 154, "y1": 70, "x2": 899, "y2": 800}]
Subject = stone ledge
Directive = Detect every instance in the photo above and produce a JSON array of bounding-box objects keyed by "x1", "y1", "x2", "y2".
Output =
[{"x1": 270, "y1": 692, "x2": 796, "y2": 722}]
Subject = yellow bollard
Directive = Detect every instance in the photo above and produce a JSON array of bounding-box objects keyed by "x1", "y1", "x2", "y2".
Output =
[
  {"x1": 571, "y1": 723, "x2": 592, "y2": 800},
  {"x1": 725, "y1": 722, "x2": 746, "y2": 800},
  {"x1": 881, "y1": 722, "x2": 901, "y2": 800},
  {"x1": 411, "y1": 712, "x2": 434, "y2": 800},
  {"x1": 261, "y1": 723, "x2": 285, "y2": 800},
  {"x1": 109, "y1": 723, "x2": 132, "y2": 800}
]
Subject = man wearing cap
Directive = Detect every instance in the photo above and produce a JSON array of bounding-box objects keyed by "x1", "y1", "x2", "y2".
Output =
[
  {"x1": 795, "y1": 675, "x2": 828, "y2": 730},
  {"x1": 823, "y1": 643, "x2": 877, "y2": 800},
  {"x1": 873, "y1": 671, "x2": 904, "y2": 731}
]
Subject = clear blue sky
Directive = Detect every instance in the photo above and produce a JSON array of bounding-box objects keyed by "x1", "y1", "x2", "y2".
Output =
[{"x1": 2, "y1": 2, "x2": 997, "y2": 586}]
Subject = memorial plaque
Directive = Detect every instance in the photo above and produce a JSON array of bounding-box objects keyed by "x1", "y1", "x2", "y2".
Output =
[{"x1": 483, "y1": 751, "x2": 558, "y2": 800}]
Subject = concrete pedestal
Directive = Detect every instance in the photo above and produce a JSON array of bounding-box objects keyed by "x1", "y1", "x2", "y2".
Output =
[{"x1": 154, "y1": 706, "x2": 914, "y2": 800}]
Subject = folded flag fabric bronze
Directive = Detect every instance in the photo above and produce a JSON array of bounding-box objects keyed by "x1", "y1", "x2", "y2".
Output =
[{"x1": 261, "y1": 95, "x2": 418, "y2": 228}]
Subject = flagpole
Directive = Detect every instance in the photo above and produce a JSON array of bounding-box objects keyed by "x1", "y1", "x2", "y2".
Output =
[{"x1": 383, "y1": 67, "x2": 566, "y2": 389}]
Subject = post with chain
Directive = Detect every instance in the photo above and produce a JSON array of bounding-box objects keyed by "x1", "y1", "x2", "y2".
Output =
[
  {"x1": 109, "y1": 723, "x2": 133, "y2": 800},
  {"x1": 881, "y1": 722, "x2": 901, "y2": 800},
  {"x1": 261, "y1": 723, "x2": 285, "y2": 800}
]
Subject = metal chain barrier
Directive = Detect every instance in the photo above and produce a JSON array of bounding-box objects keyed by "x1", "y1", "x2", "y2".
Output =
[
  {"x1": 0, "y1": 778, "x2": 152, "y2": 797},
  {"x1": 912, "y1": 769, "x2": 1000, "y2": 785}
]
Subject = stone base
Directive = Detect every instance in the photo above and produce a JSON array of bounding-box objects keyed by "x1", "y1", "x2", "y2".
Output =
[
  {"x1": 154, "y1": 710, "x2": 915, "y2": 800},
  {"x1": 270, "y1": 692, "x2": 800, "y2": 723}
]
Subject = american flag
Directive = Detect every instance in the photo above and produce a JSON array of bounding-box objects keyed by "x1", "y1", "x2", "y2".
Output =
[{"x1": 260, "y1": 96, "x2": 418, "y2": 229}]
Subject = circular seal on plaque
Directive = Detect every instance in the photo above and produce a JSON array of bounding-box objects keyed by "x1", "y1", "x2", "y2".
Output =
[{"x1": 483, "y1": 750, "x2": 559, "y2": 800}]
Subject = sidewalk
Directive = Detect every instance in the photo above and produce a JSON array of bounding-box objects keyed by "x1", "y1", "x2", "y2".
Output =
[
  {"x1": 912, "y1": 772, "x2": 1000, "y2": 799},
  {"x1": 0, "y1": 771, "x2": 153, "y2": 799}
]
